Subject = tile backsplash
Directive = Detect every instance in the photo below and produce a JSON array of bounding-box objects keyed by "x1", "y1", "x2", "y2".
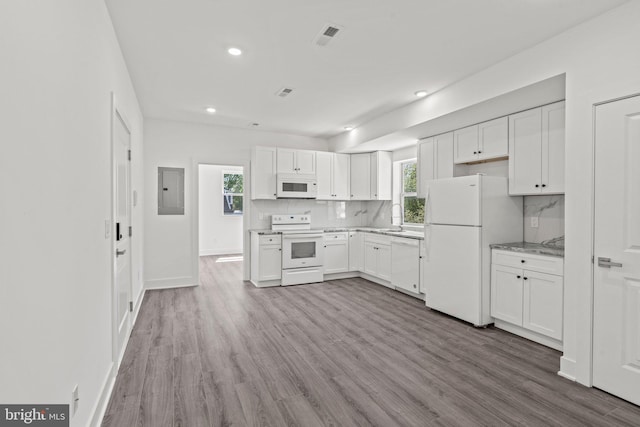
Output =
[
  {"x1": 523, "y1": 195, "x2": 564, "y2": 245},
  {"x1": 250, "y1": 199, "x2": 395, "y2": 230},
  {"x1": 251, "y1": 195, "x2": 564, "y2": 247}
]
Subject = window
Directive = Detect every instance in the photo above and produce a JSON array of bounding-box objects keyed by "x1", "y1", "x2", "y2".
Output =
[
  {"x1": 401, "y1": 161, "x2": 424, "y2": 224},
  {"x1": 223, "y1": 172, "x2": 243, "y2": 215}
]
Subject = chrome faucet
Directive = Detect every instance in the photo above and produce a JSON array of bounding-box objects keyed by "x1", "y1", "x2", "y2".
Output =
[{"x1": 391, "y1": 202, "x2": 403, "y2": 227}]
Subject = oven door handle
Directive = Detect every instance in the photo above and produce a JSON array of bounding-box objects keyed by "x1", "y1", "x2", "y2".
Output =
[{"x1": 282, "y1": 234, "x2": 324, "y2": 240}]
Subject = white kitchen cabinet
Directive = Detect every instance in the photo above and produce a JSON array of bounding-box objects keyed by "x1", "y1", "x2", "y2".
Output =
[
  {"x1": 250, "y1": 233, "x2": 282, "y2": 287},
  {"x1": 251, "y1": 146, "x2": 277, "y2": 199},
  {"x1": 453, "y1": 124, "x2": 479, "y2": 164},
  {"x1": 509, "y1": 101, "x2": 565, "y2": 195},
  {"x1": 377, "y1": 244, "x2": 391, "y2": 281},
  {"x1": 316, "y1": 152, "x2": 350, "y2": 200},
  {"x1": 350, "y1": 153, "x2": 371, "y2": 200},
  {"x1": 523, "y1": 270, "x2": 563, "y2": 340},
  {"x1": 417, "y1": 132, "x2": 454, "y2": 198},
  {"x1": 491, "y1": 249, "x2": 564, "y2": 348},
  {"x1": 348, "y1": 231, "x2": 363, "y2": 272},
  {"x1": 391, "y1": 238, "x2": 420, "y2": 293},
  {"x1": 490, "y1": 264, "x2": 524, "y2": 326},
  {"x1": 370, "y1": 151, "x2": 392, "y2": 200},
  {"x1": 324, "y1": 232, "x2": 349, "y2": 274},
  {"x1": 363, "y1": 235, "x2": 391, "y2": 281},
  {"x1": 277, "y1": 148, "x2": 316, "y2": 174},
  {"x1": 478, "y1": 117, "x2": 509, "y2": 160},
  {"x1": 454, "y1": 117, "x2": 508, "y2": 164}
]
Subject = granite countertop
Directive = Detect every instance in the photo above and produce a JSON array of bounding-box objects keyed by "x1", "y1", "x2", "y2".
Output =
[
  {"x1": 251, "y1": 227, "x2": 424, "y2": 240},
  {"x1": 490, "y1": 242, "x2": 564, "y2": 258}
]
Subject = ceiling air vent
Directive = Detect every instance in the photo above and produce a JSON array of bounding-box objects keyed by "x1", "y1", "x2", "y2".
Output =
[
  {"x1": 276, "y1": 87, "x2": 294, "y2": 98},
  {"x1": 315, "y1": 24, "x2": 343, "y2": 47}
]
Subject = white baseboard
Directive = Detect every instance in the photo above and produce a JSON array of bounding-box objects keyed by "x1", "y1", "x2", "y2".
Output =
[
  {"x1": 359, "y1": 272, "x2": 394, "y2": 289},
  {"x1": 494, "y1": 320, "x2": 563, "y2": 351},
  {"x1": 199, "y1": 249, "x2": 242, "y2": 257},
  {"x1": 558, "y1": 356, "x2": 577, "y2": 381},
  {"x1": 89, "y1": 362, "x2": 116, "y2": 427},
  {"x1": 145, "y1": 276, "x2": 197, "y2": 289}
]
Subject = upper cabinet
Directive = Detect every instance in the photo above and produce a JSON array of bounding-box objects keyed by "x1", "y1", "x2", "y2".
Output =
[
  {"x1": 316, "y1": 152, "x2": 351, "y2": 200},
  {"x1": 277, "y1": 148, "x2": 316, "y2": 174},
  {"x1": 350, "y1": 153, "x2": 371, "y2": 200},
  {"x1": 350, "y1": 151, "x2": 391, "y2": 200},
  {"x1": 370, "y1": 151, "x2": 392, "y2": 200},
  {"x1": 417, "y1": 132, "x2": 453, "y2": 198},
  {"x1": 251, "y1": 146, "x2": 277, "y2": 200},
  {"x1": 454, "y1": 117, "x2": 508, "y2": 164},
  {"x1": 509, "y1": 101, "x2": 565, "y2": 195}
]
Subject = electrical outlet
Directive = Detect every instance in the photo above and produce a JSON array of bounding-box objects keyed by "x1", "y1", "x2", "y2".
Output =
[
  {"x1": 530, "y1": 216, "x2": 539, "y2": 228},
  {"x1": 71, "y1": 384, "x2": 79, "y2": 416}
]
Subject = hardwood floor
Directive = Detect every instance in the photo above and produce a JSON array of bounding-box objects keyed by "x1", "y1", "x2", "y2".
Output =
[{"x1": 103, "y1": 255, "x2": 640, "y2": 426}]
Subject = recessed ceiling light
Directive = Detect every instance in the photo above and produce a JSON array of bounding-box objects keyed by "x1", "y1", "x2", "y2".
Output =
[
  {"x1": 415, "y1": 90, "x2": 428, "y2": 98},
  {"x1": 205, "y1": 107, "x2": 216, "y2": 114},
  {"x1": 228, "y1": 47, "x2": 242, "y2": 56},
  {"x1": 344, "y1": 126, "x2": 354, "y2": 131}
]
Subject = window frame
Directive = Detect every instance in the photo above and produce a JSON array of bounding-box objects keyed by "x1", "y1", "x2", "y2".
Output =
[
  {"x1": 222, "y1": 171, "x2": 244, "y2": 216},
  {"x1": 400, "y1": 160, "x2": 423, "y2": 225}
]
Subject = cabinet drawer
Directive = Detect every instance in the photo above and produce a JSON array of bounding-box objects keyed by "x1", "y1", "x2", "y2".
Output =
[
  {"x1": 259, "y1": 235, "x2": 281, "y2": 245},
  {"x1": 492, "y1": 250, "x2": 563, "y2": 276},
  {"x1": 324, "y1": 232, "x2": 348, "y2": 242},
  {"x1": 364, "y1": 234, "x2": 391, "y2": 246}
]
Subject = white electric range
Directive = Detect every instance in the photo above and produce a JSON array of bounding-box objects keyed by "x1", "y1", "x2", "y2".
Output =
[{"x1": 272, "y1": 214, "x2": 324, "y2": 286}]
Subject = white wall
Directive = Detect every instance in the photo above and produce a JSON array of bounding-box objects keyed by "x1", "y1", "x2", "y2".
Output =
[
  {"x1": 199, "y1": 165, "x2": 243, "y2": 256},
  {"x1": 144, "y1": 118, "x2": 329, "y2": 288},
  {"x1": 0, "y1": 1, "x2": 144, "y2": 426},
  {"x1": 331, "y1": 2, "x2": 640, "y2": 385}
]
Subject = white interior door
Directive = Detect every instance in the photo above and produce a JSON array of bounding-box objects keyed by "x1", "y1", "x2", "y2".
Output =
[
  {"x1": 113, "y1": 109, "x2": 132, "y2": 365},
  {"x1": 593, "y1": 94, "x2": 640, "y2": 406}
]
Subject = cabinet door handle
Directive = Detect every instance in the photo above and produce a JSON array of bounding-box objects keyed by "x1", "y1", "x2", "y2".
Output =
[
  {"x1": 521, "y1": 260, "x2": 526, "y2": 263},
  {"x1": 535, "y1": 184, "x2": 540, "y2": 188},
  {"x1": 542, "y1": 184, "x2": 547, "y2": 188},
  {"x1": 517, "y1": 275, "x2": 521, "y2": 279},
  {"x1": 473, "y1": 151, "x2": 477, "y2": 154},
  {"x1": 478, "y1": 150, "x2": 482, "y2": 154},
  {"x1": 523, "y1": 277, "x2": 528, "y2": 280}
]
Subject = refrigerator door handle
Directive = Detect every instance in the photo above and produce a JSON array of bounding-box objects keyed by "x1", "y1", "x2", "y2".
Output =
[{"x1": 424, "y1": 190, "x2": 431, "y2": 226}]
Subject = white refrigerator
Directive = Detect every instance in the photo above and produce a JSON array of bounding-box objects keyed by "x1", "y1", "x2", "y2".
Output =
[{"x1": 423, "y1": 174, "x2": 523, "y2": 326}]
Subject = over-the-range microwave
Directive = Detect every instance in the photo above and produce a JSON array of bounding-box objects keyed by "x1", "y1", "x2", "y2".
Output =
[{"x1": 276, "y1": 173, "x2": 317, "y2": 199}]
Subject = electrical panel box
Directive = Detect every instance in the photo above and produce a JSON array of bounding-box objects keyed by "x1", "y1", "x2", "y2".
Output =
[{"x1": 158, "y1": 167, "x2": 185, "y2": 215}]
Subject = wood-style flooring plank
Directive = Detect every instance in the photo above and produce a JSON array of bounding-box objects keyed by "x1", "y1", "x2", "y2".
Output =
[{"x1": 102, "y1": 255, "x2": 640, "y2": 427}]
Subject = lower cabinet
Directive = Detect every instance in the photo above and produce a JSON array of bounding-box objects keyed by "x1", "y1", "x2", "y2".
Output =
[
  {"x1": 324, "y1": 232, "x2": 349, "y2": 274},
  {"x1": 391, "y1": 238, "x2": 420, "y2": 293},
  {"x1": 491, "y1": 249, "x2": 564, "y2": 347},
  {"x1": 250, "y1": 233, "x2": 282, "y2": 286},
  {"x1": 363, "y1": 235, "x2": 391, "y2": 281},
  {"x1": 348, "y1": 231, "x2": 363, "y2": 272},
  {"x1": 259, "y1": 245, "x2": 282, "y2": 281}
]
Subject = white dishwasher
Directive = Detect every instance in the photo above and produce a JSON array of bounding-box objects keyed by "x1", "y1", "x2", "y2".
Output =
[{"x1": 391, "y1": 237, "x2": 420, "y2": 293}]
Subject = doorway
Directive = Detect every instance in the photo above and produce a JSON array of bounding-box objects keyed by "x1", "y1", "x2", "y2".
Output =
[
  {"x1": 592, "y1": 94, "x2": 640, "y2": 406},
  {"x1": 198, "y1": 164, "x2": 244, "y2": 257}
]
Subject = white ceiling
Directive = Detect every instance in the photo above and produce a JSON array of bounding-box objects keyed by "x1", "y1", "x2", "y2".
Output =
[{"x1": 105, "y1": 0, "x2": 627, "y2": 139}]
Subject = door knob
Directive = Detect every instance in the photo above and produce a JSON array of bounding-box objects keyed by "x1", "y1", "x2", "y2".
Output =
[
  {"x1": 116, "y1": 249, "x2": 126, "y2": 257},
  {"x1": 598, "y1": 257, "x2": 623, "y2": 268}
]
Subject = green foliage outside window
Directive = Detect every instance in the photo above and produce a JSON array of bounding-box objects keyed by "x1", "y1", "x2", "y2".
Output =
[
  {"x1": 402, "y1": 162, "x2": 424, "y2": 224},
  {"x1": 223, "y1": 173, "x2": 243, "y2": 215}
]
